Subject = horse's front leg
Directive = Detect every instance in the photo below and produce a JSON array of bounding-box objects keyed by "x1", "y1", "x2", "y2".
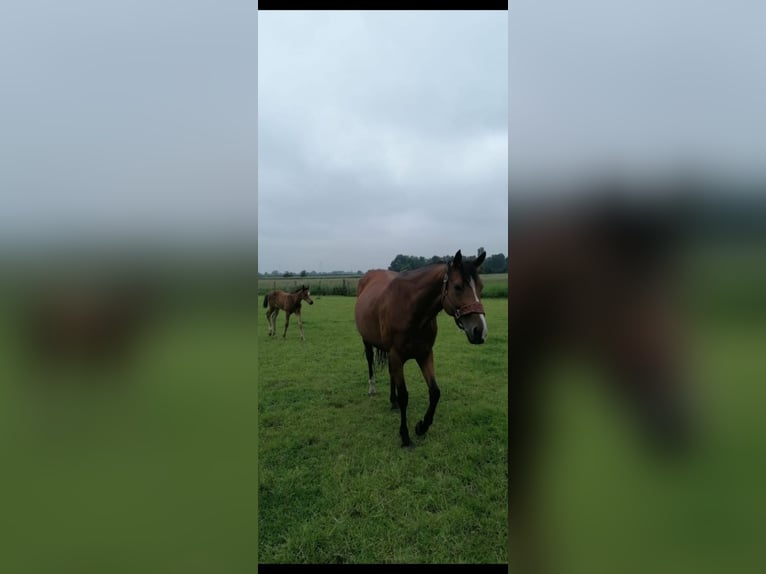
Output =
[
  {"x1": 296, "y1": 310, "x2": 305, "y2": 341},
  {"x1": 415, "y1": 351, "x2": 441, "y2": 437},
  {"x1": 389, "y1": 352, "x2": 411, "y2": 447}
]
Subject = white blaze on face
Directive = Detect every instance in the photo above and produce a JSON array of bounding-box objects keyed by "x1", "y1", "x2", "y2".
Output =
[{"x1": 469, "y1": 277, "x2": 488, "y2": 341}]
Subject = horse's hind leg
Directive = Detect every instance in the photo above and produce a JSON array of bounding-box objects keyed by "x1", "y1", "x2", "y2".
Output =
[
  {"x1": 415, "y1": 351, "x2": 441, "y2": 437},
  {"x1": 269, "y1": 309, "x2": 279, "y2": 336},
  {"x1": 364, "y1": 342, "x2": 375, "y2": 396}
]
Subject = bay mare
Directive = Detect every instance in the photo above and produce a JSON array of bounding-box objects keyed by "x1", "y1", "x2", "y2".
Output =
[
  {"x1": 354, "y1": 249, "x2": 488, "y2": 447},
  {"x1": 263, "y1": 285, "x2": 314, "y2": 340}
]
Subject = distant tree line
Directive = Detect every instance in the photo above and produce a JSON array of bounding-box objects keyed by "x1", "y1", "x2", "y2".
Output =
[
  {"x1": 258, "y1": 249, "x2": 508, "y2": 278},
  {"x1": 388, "y1": 250, "x2": 507, "y2": 274},
  {"x1": 259, "y1": 269, "x2": 363, "y2": 278}
]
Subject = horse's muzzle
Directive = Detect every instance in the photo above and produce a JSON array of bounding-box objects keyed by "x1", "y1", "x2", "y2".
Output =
[{"x1": 456, "y1": 313, "x2": 487, "y2": 345}]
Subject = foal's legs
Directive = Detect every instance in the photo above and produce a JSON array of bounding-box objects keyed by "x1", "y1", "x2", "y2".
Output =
[
  {"x1": 295, "y1": 310, "x2": 306, "y2": 341},
  {"x1": 364, "y1": 342, "x2": 376, "y2": 396},
  {"x1": 282, "y1": 312, "x2": 291, "y2": 338},
  {"x1": 266, "y1": 308, "x2": 277, "y2": 336},
  {"x1": 389, "y1": 351, "x2": 411, "y2": 447},
  {"x1": 415, "y1": 351, "x2": 441, "y2": 437}
]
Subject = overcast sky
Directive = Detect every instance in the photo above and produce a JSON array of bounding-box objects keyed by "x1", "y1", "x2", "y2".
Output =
[
  {"x1": 3, "y1": 4, "x2": 764, "y2": 264},
  {"x1": 258, "y1": 11, "x2": 508, "y2": 274},
  {"x1": 510, "y1": 1, "x2": 766, "y2": 186},
  {"x1": 1, "y1": 1, "x2": 258, "y2": 251}
]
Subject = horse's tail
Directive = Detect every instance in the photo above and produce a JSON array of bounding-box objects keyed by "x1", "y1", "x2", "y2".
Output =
[
  {"x1": 262, "y1": 294, "x2": 269, "y2": 308},
  {"x1": 374, "y1": 348, "x2": 389, "y2": 370}
]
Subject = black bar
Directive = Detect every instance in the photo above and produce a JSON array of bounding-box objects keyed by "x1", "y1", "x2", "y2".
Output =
[
  {"x1": 258, "y1": 1, "x2": 508, "y2": 10},
  {"x1": 258, "y1": 566, "x2": 508, "y2": 573}
]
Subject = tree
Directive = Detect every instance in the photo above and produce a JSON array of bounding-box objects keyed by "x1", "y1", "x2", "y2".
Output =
[{"x1": 481, "y1": 253, "x2": 508, "y2": 274}]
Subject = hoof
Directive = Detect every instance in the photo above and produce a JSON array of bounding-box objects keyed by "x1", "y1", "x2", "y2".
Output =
[
  {"x1": 390, "y1": 402, "x2": 398, "y2": 410},
  {"x1": 415, "y1": 420, "x2": 428, "y2": 436},
  {"x1": 401, "y1": 438, "x2": 413, "y2": 448}
]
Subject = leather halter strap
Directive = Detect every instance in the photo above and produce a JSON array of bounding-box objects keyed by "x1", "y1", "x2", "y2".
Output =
[{"x1": 454, "y1": 300, "x2": 485, "y2": 319}]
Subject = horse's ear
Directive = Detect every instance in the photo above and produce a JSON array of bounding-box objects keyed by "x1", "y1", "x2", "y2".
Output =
[
  {"x1": 453, "y1": 250, "x2": 463, "y2": 267},
  {"x1": 475, "y1": 250, "x2": 486, "y2": 268}
]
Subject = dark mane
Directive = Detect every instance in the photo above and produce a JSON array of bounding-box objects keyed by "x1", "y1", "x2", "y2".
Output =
[
  {"x1": 398, "y1": 262, "x2": 446, "y2": 279},
  {"x1": 396, "y1": 255, "x2": 483, "y2": 283}
]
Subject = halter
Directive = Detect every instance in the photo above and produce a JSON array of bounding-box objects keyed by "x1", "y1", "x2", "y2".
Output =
[{"x1": 441, "y1": 263, "x2": 485, "y2": 320}]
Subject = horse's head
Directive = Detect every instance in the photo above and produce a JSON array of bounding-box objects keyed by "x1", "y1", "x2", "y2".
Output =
[
  {"x1": 301, "y1": 285, "x2": 314, "y2": 305},
  {"x1": 442, "y1": 250, "x2": 488, "y2": 344}
]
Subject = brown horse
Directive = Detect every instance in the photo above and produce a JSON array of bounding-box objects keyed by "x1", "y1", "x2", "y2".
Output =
[
  {"x1": 263, "y1": 285, "x2": 314, "y2": 340},
  {"x1": 24, "y1": 281, "x2": 154, "y2": 370},
  {"x1": 508, "y1": 185, "x2": 694, "y2": 572},
  {"x1": 354, "y1": 249, "x2": 487, "y2": 447}
]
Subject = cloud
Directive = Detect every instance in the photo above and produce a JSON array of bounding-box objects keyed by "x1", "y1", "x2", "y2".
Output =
[{"x1": 258, "y1": 11, "x2": 508, "y2": 272}]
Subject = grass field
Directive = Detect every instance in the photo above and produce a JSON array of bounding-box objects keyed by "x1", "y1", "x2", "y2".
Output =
[
  {"x1": 258, "y1": 296, "x2": 508, "y2": 564},
  {"x1": 0, "y1": 241, "x2": 762, "y2": 571},
  {"x1": 529, "y1": 242, "x2": 766, "y2": 574},
  {"x1": 258, "y1": 273, "x2": 508, "y2": 299},
  {"x1": 0, "y1": 296, "x2": 259, "y2": 572}
]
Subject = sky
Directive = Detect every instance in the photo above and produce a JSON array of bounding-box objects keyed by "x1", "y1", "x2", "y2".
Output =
[
  {"x1": 509, "y1": 1, "x2": 766, "y2": 187},
  {"x1": 0, "y1": 1, "x2": 258, "y2": 252},
  {"x1": 2, "y1": 4, "x2": 764, "y2": 266},
  {"x1": 257, "y1": 11, "x2": 508, "y2": 274}
]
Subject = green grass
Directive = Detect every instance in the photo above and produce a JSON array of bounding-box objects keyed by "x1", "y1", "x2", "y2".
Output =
[
  {"x1": 529, "y1": 242, "x2": 766, "y2": 574},
  {"x1": 1, "y1": 241, "x2": 761, "y2": 571},
  {"x1": 258, "y1": 296, "x2": 508, "y2": 564},
  {"x1": 0, "y1": 300, "x2": 259, "y2": 573}
]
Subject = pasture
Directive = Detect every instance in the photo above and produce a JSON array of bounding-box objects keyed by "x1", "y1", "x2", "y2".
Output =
[
  {"x1": 0, "y1": 242, "x2": 761, "y2": 571},
  {"x1": 527, "y1": 242, "x2": 766, "y2": 574},
  {"x1": 0, "y1": 286, "x2": 258, "y2": 572},
  {"x1": 258, "y1": 295, "x2": 508, "y2": 564}
]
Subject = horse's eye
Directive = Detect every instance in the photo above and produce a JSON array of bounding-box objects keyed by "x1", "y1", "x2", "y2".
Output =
[{"x1": 454, "y1": 284, "x2": 464, "y2": 293}]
